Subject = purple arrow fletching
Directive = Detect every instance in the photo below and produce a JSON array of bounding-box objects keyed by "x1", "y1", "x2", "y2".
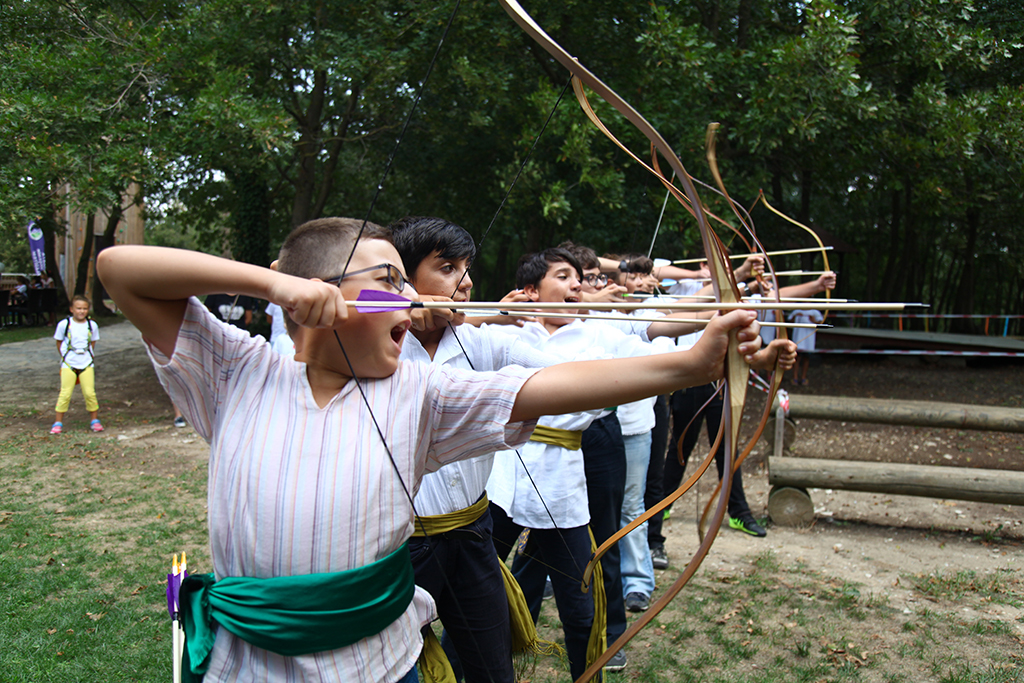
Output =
[
  {"x1": 354, "y1": 289, "x2": 413, "y2": 313},
  {"x1": 167, "y1": 573, "x2": 177, "y2": 618}
]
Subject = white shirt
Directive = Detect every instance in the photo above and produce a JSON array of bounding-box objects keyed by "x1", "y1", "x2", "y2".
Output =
[
  {"x1": 787, "y1": 309, "x2": 823, "y2": 352},
  {"x1": 149, "y1": 299, "x2": 539, "y2": 683},
  {"x1": 402, "y1": 324, "x2": 560, "y2": 517},
  {"x1": 54, "y1": 317, "x2": 100, "y2": 370},
  {"x1": 486, "y1": 320, "x2": 651, "y2": 528},
  {"x1": 580, "y1": 314, "x2": 670, "y2": 436},
  {"x1": 666, "y1": 281, "x2": 704, "y2": 351},
  {"x1": 265, "y1": 302, "x2": 288, "y2": 346}
]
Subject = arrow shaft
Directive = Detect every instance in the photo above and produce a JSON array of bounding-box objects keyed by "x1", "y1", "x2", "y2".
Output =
[
  {"x1": 350, "y1": 296, "x2": 910, "y2": 312},
  {"x1": 672, "y1": 246, "x2": 833, "y2": 264}
]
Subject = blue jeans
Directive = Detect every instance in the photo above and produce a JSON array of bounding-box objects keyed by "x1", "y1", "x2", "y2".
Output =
[
  {"x1": 396, "y1": 665, "x2": 419, "y2": 683},
  {"x1": 620, "y1": 430, "x2": 655, "y2": 597}
]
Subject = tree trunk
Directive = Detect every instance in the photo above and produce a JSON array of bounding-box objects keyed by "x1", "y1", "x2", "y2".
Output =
[
  {"x1": 798, "y1": 168, "x2": 813, "y2": 272},
  {"x1": 894, "y1": 183, "x2": 916, "y2": 303},
  {"x1": 290, "y1": 69, "x2": 328, "y2": 228},
  {"x1": 311, "y1": 86, "x2": 359, "y2": 222},
  {"x1": 90, "y1": 201, "x2": 123, "y2": 317},
  {"x1": 951, "y1": 176, "x2": 979, "y2": 333},
  {"x1": 37, "y1": 213, "x2": 69, "y2": 311},
  {"x1": 737, "y1": 0, "x2": 752, "y2": 49},
  {"x1": 75, "y1": 213, "x2": 96, "y2": 297},
  {"x1": 878, "y1": 189, "x2": 901, "y2": 302},
  {"x1": 695, "y1": 0, "x2": 719, "y2": 41},
  {"x1": 231, "y1": 170, "x2": 271, "y2": 268}
]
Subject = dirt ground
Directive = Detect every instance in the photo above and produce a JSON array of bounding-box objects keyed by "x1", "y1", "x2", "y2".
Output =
[
  {"x1": 668, "y1": 354, "x2": 1024, "y2": 642},
  {"x1": 3, "y1": 326, "x2": 1023, "y2": 643}
]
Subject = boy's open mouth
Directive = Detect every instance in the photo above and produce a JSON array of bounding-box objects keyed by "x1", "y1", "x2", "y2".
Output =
[
  {"x1": 563, "y1": 295, "x2": 579, "y2": 303},
  {"x1": 390, "y1": 321, "x2": 409, "y2": 344}
]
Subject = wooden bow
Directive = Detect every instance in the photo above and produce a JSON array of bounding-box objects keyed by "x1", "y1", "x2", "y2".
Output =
[
  {"x1": 752, "y1": 189, "x2": 833, "y2": 327},
  {"x1": 497, "y1": 2, "x2": 750, "y2": 680},
  {"x1": 695, "y1": 125, "x2": 788, "y2": 539}
]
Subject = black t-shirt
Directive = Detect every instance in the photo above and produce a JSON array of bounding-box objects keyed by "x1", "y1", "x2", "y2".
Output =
[{"x1": 204, "y1": 293, "x2": 257, "y2": 331}]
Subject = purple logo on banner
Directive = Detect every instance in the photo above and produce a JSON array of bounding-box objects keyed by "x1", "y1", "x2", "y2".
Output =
[{"x1": 27, "y1": 220, "x2": 46, "y2": 275}]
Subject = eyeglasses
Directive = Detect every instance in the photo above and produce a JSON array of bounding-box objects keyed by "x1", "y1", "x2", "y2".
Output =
[
  {"x1": 583, "y1": 273, "x2": 609, "y2": 286},
  {"x1": 325, "y1": 263, "x2": 410, "y2": 294}
]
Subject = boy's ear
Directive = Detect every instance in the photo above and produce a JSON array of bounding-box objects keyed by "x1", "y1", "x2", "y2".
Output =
[
  {"x1": 269, "y1": 260, "x2": 279, "y2": 271},
  {"x1": 522, "y1": 283, "x2": 540, "y2": 302}
]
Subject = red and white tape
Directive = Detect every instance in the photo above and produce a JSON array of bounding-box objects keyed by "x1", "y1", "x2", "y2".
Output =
[{"x1": 816, "y1": 349, "x2": 1023, "y2": 357}]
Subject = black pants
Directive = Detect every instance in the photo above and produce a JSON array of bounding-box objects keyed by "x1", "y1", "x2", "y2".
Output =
[
  {"x1": 490, "y1": 504, "x2": 598, "y2": 682},
  {"x1": 649, "y1": 384, "x2": 752, "y2": 547},
  {"x1": 581, "y1": 412, "x2": 627, "y2": 644},
  {"x1": 409, "y1": 510, "x2": 514, "y2": 683},
  {"x1": 645, "y1": 394, "x2": 670, "y2": 547}
]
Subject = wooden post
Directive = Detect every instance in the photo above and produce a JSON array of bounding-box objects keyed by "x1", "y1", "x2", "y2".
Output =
[
  {"x1": 767, "y1": 486, "x2": 815, "y2": 527},
  {"x1": 773, "y1": 404, "x2": 785, "y2": 460},
  {"x1": 780, "y1": 395, "x2": 1024, "y2": 433},
  {"x1": 768, "y1": 456, "x2": 1024, "y2": 506}
]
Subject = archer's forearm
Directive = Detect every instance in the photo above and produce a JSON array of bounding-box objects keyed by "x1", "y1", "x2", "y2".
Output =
[
  {"x1": 97, "y1": 246, "x2": 286, "y2": 357},
  {"x1": 510, "y1": 309, "x2": 761, "y2": 422},
  {"x1": 778, "y1": 280, "x2": 826, "y2": 298},
  {"x1": 646, "y1": 308, "x2": 718, "y2": 339},
  {"x1": 653, "y1": 264, "x2": 705, "y2": 281},
  {"x1": 510, "y1": 352, "x2": 708, "y2": 423},
  {"x1": 98, "y1": 246, "x2": 278, "y2": 303}
]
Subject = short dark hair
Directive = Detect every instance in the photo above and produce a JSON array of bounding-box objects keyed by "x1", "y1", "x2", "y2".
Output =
[
  {"x1": 276, "y1": 217, "x2": 390, "y2": 335},
  {"x1": 389, "y1": 216, "x2": 476, "y2": 278},
  {"x1": 617, "y1": 253, "x2": 653, "y2": 275},
  {"x1": 515, "y1": 248, "x2": 582, "y2": 290},
  {"x1": 557, "y1": 240, "x2": 600, "y2": 270}
]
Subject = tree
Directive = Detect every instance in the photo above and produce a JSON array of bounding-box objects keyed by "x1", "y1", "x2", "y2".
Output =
[{"x1": 0, "y1": 0, "x2": 156, "y2": 308}]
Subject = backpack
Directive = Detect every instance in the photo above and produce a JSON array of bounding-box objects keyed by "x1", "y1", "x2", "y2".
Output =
[{"x1": 58, "y1": 315, "x2": 96, "y2": 372}]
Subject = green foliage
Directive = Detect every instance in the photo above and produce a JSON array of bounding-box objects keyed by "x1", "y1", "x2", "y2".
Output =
[{"x1": 1, "y1": 0, "x2": 1022, "y2": 314}]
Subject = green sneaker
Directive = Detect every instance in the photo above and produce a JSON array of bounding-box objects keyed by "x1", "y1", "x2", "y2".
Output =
[{"x1": 729, "y1": 515, "x2": 767, "y2": 537}]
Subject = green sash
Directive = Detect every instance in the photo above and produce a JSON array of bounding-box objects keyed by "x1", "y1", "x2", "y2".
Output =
[{"x1": 179, "y1": 543, "x2": 415, "y2": 682}]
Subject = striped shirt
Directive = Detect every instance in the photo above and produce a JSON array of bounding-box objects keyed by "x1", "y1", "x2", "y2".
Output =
[{"x1": 148, "y1": 299, "x2": 538, "y2": 683}]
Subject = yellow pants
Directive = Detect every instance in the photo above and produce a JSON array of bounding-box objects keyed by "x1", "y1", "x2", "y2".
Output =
[{"x1": 56, "y1": 365, "x2": 99, "y2": 413}]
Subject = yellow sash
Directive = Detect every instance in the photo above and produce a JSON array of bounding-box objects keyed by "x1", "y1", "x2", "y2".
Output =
[
  {"x1": 584, "y1": 527, "x2": 607, "y2": 672},
  {"x1": 529, "y1": 424, "x2": 583, "y2": 451},
  {"x1": 412, "y1": 495, "x2": 489, "y2": 537}
]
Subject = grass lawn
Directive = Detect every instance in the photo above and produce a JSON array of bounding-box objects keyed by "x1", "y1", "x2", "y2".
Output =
[{"x1": 3, "y1": 418, "x2": 1021, "y2": 682}]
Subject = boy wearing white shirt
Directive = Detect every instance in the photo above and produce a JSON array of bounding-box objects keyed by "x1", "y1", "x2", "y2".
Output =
[
  {"x1": 487, "y1": 248, "x2": 778, "y2": 679},
  {"x1": 486, "y1": 248, "x2": 655, "y2": 680},
  {"x1": 392, "y1": 216, "x2": 559, "y2": 683}
]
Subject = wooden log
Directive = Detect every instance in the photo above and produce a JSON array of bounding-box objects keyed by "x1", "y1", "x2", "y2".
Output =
[
  {"x1": 767, "y1": 486, "x2": 815, "y2": 527},
  {"x1": 780, "y1": 395, "x2": 1024, "y2": 432},
  {"x1": 769, "y1": 456, "x2": 1024, "y2": 506}
]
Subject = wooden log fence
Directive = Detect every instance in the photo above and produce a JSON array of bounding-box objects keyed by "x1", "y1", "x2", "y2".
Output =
[{"x1": 765, "y1": 395, "x2": 1024, "y2": 526}]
